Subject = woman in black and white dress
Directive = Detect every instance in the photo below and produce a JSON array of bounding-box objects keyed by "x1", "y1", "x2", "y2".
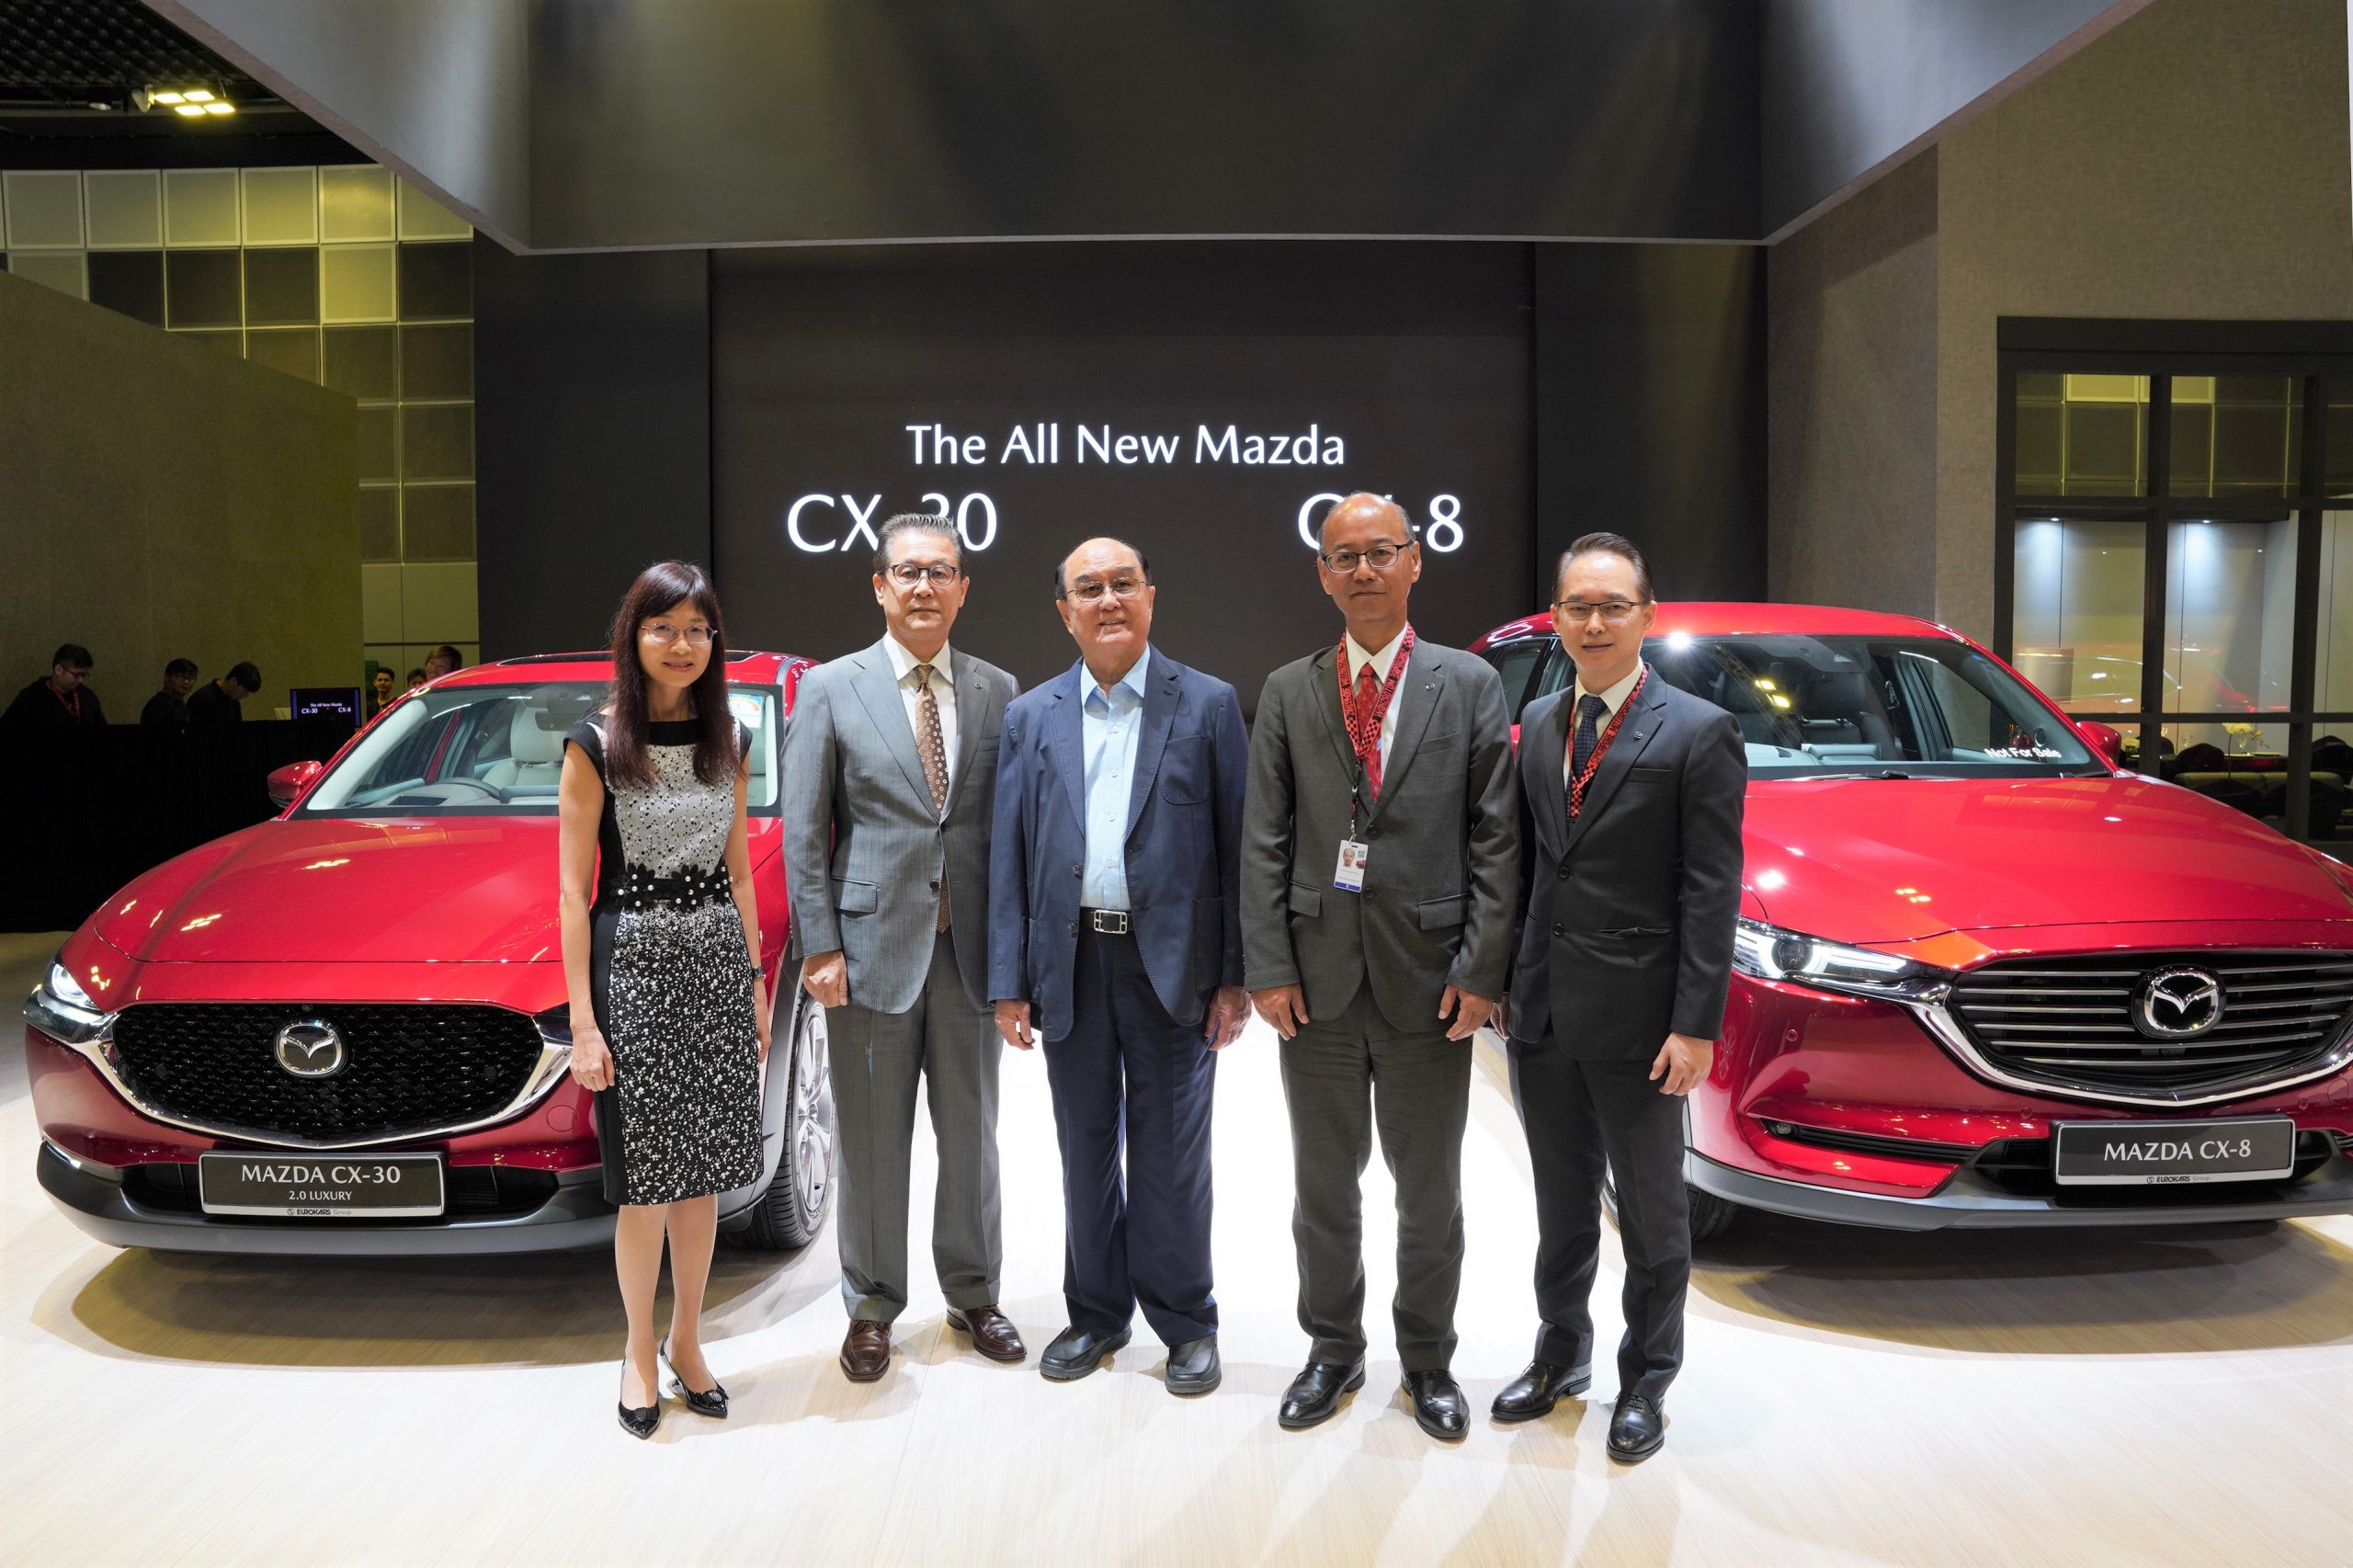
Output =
[{"x1": 558, "y1": 560, "x2": 769, "y2": 1438}]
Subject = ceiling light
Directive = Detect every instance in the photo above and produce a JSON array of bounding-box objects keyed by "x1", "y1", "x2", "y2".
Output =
[
  {"x1": 202, "y1": 102, "x2": 234, "y2": 115},
  {"x1": 173, "y1": 103, "x2": 206, "y2": 117},
  {"x1": 152, "y1": 89, "x2": 186, "y2": 104},
  {"x1": 183, "y1": 87, "x2": 215, "y2": 103}
]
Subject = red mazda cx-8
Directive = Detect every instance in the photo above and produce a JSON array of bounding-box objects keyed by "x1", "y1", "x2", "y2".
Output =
[
  {"x1": 1473, "y1": 604, "x2": 2353, "y2": 1236},
  {"x1": 25, "y1": 652, "x2": 834, "y2": 1255}
]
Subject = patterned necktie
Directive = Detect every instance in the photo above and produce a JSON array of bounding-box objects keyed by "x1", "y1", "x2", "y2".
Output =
[
  {"x1": 1354, "y1": 660, "x2": 1385, "y2": 800},
  {"x1": 914, "y1": 666, "x2": 950, "y2": 929},
  {"x1": 1569, "y1": 694, "x2": 1608, "y2": 815}
]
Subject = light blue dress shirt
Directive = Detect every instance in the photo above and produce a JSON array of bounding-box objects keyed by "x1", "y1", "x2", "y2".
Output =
[{"x1": 1080, "y1": 646, "x2": 1152, "y2": 911}]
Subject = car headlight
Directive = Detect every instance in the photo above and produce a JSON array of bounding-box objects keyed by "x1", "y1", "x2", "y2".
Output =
[
  {"x1": 1732, "y1": 918, "x2": 1949, "y2": 1002},
  {"x1": 25, "y1": 956, "x2": 117, "y2": 1046}
]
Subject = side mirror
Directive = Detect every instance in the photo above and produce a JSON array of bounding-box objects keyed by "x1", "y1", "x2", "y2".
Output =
[
  {"x1": 2078, "y1": 722, "x2": 2126, "y2": 770},
  {"x1": 267, "y1": 758, "x2": 325, "y2": 810}
]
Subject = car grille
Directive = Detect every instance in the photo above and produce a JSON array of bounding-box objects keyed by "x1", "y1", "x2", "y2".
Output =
[
  {"x1": 110, "y1": 1004, "x2": 546, "y2": 1145},
  {"x1": 1944, "y1": 951, "x2": 2353, "y2": 1101}
]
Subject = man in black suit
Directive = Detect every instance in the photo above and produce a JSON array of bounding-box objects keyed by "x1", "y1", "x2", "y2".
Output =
[{"x1": 1494, "y1": 532, "x2": 1745, "y2": 1464}]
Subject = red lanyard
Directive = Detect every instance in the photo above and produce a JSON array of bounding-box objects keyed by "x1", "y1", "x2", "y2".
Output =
[
  {"x1": 1337, "y1": 625, "x2": 1415, "y2": 803},
  {"x1": 1568, "y1": 667, "x2": 1645, "y2": 818},
  {"x1": 51, "y1": 685, "x2": 81, "y2": 722}
]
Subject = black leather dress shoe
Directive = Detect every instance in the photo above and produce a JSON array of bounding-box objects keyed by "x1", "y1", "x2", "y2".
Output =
[
  {"x1": 617, "y1": 1366, "x2": 660, "y2": 1440},
  {"x1": 1401, "y1": 1370, "x2": 1469, "y2": 1441},
  {"x1": 660, "y1": 1339, "x2": 728, "y2": 1420},
  {"x1": 1608, "y1": 1394, "x2": 1666, "y2": 1462},
  {"x1": 1279, "y1": 1358, "x2": 1366, "y2": 1430},
  {"x1": 1040, "y1": 1324, "x2": 1131, "y2": 1381},
  {"x1": 1490, "y1": 1360, "x2": 1593, "y2": 1423},
  {"x1": 1165, "y1": 1335, "x2": 1221, "y2": 1396}
]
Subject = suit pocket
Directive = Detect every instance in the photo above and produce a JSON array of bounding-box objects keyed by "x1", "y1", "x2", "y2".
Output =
[
  {"x1": 1416, "y1": 894, "x2": 1468, "y2": 930},
  {"x1": 1625, "y1": 766, "x2": 1672, "y2": 787},
  {"x1": 833, "y1": 877, "x2": 880, "y2": 915},
  {"x1": 1597, "y1": 925, "x2": 1671, "y2": 939},
  {"x1": 1158, "y1": 734, "x2": 1209, "y2": 803},
  {"x1": 1288, "y1": 882, "x2": 1323, "y2": 917}
]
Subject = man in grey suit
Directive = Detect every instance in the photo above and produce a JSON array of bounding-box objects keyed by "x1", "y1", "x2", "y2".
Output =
[
  {"x1": 781, "y1": 513, "x2": 1026, "y2": 1381},
  {"x1": 1492, "y1": 531, "x2": 1745, "y2": 1464},
  {"x1": 1241, "y1": 492, "x2": 1520, "y2": 1441}
]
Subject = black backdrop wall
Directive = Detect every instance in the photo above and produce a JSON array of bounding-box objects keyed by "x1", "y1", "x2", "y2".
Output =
[{"x1": 479, "y1": 236, "x2": 1764, "y2": 698}]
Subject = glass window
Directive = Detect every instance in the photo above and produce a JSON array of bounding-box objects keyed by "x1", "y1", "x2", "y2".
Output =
[
  {"x1": 1477, "y1": 638, "x2": 1552, "y2": 720},
  {"x1": 4, "y1": 170, "x2": 84, "y2": 248},
  {"x1": 8, "y1": 251, "x2": 85, "y2": 299},
  {"x1": 320, "y1": 244, "x2": 395, "y2": 323},
  {"x1": 324, "y1": 325, "x2": 399, "y2": 399},
  {"x1": 2320, "y1": 511, "x2": 2353, "y2": 712},
  {"x1": 83, "y1": 170, "x2": 162, "y2": 249},
  {"x1": 319, "y1": 166, "x2": 394, "y2": 244},
  {"x1": 2169, "y1": 376, "x2": 2302, "y2": 498},
  {"x1": 357, "y1": 406, "x2": 398, "y2": 483},
  {"x1": 1644, "y1": 635, "x2": 2098, "y2": 778},
  {"x1": 245, "y1": 327, "x2": 319, "y2": 383},
  {"x1": 240, "y1": 167, "x2": 317, "y2": 246},
  {"x1": 165, "y1": 249, "x2": 241, "y2": 328},
  {"x1": 400, "y1": 323, "x2": 472, "y2": 398},
  {"x1": 2164, "y1": 516, "x2": 2295, "y2": 714},
  {"x1": 163, "y1": 169, "x2": 239, "y2": 247},
  {"x1": 2016, "y1": 374, "x2": 2148, "y2": 497},
  {"x1": 2159, "y1": 721, "x2": 2336, "y2": 834},
  {"x1": 242, "y1": 246, "x2": 318, "y2": 325},
  {"x1": 402, "y1": 404, "x2": 473, "y2": 481},
  {"x1": 2010, "y1": 518, "x2": 2146, "y2": 712},
  {"x1": 86, "y1": 249, "x2": 164, "y2": 324},
  {"x1": 2328, "y1": 379, "x2": 2353, "y2": 498},
  {"x1": 397, "y1": 241, "x2": 471, "y2": 319}
]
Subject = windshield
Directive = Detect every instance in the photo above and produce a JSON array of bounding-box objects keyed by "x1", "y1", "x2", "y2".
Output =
[
  {"x1": 300, "y1": 681, "x2": 783, "y2": 817},
  {"x1": 1643, "y1": 635, "x2": 2102, "y2": 778}
]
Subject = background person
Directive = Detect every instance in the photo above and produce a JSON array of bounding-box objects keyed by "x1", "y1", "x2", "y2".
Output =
[
  {"x1": 1239, "y1": 492, "x2": 1519, "y2": 1442},
  {"x1": 424, "y1": 644, "x2": 465, "y2": 680},
  {"x1": 780, "y1": 513, "x2": 1025, "y2": 1381},
  {"x1": 405, "y1": 667, "x2": 427, "y2": 692},
  {"x1": 557, "y1": 560, "x2": 769, "y2": 1439},
  {"x1": 1494, "y1": 532, "x2": 1745, "y2": 1464},
  {"x1": 3, "y1": 644, "x2": 106, "y2": 729},
  {"x1": 363, "y1": 666, "x2": 397, "y2": 721},
  {"x1": 989, "y1": 537, "x2": 1250, "y2": 1394},
  {"x1": 187, "y1": 662, "x2": 259, "y2": 724},
  {"x1": 140, "y1": 659, "x2": 199, "y2": 730}
]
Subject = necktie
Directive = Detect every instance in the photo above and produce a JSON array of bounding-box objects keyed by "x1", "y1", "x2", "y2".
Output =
[
  {"x1": 1355, "y1": 660, "x2": 1385, "y2": 800},
  {"x1": 914, "y1": 667, "x2": 950, "y2": 929},
  {"x1": 1569, "y1": 694, "x2": 1608, "y2": 814}
]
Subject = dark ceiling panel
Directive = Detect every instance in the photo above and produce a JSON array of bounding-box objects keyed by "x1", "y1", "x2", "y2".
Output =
[{"x1": 0, "y1": 0, "x2": 332, "y2": 146}]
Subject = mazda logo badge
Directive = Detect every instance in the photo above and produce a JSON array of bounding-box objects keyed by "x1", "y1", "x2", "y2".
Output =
[
  {"x1": 273, "y1": 1018, "x2": 347, "y2": 1078},
  {"x1": 2132, "y1": 967, "x2": 2224, "y2": 1039}
]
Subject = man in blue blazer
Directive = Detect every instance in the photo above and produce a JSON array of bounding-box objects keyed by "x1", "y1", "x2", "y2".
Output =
[{"x1": 990, "y1": 537, "x2": 1252, "y2": 1394}]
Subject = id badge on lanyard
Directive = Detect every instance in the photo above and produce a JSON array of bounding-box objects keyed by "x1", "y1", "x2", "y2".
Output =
[{"x1": 1334, "y1": 767, "x2": 1370, "y2": 892}]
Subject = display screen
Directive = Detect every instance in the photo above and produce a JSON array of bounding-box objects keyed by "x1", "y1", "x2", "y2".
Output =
[{"x1": 712, "y1": 244, "x2": 1535, "y2": 705}]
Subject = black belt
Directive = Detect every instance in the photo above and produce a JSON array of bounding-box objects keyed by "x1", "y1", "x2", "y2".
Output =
[
  {"x1": 615, "y1": 864, "x2": 733, "y2": 913},
  {"x1": 1078, "y1": 908, "x2": 1131, "y2": 936}
]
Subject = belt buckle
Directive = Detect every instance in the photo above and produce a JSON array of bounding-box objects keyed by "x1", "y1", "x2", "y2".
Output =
[{"x1": 1089, "y1": 910, "x2": 1130, "y2": 936}]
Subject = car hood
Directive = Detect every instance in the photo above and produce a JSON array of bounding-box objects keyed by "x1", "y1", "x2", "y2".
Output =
[
  {"x1": 97, "y1": 817, "x2": 567, "y2": 964},
  {"x1": 1741, "y1": 775, "x2": 2353, "y2": 944}
]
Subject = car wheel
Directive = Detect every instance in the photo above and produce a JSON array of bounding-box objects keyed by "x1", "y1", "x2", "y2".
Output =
[
  {"x1": 728, "y1": 986, "x2": 835, "y2": 1252},
  {"x1": 1601, "y1": 1166, "x2": 1743, "y2": 1243}
]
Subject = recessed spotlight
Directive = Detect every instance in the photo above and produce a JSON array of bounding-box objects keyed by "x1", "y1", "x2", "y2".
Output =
[
  {"x1": 184, "y1": 88, "x2": 215, "y2": 103},
  {"x1": 153, "y1": 89, "x2": 187, "y2": 105},
  {"x1": 202, "y1": 102, "x2": 234, "y2": 115},
  {"x1": 173, "y1": 103, "x2": 206, "y2": 117}
]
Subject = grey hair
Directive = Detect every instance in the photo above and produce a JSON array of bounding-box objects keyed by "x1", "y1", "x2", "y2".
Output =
[{"x1": 872, "y1": 513, "x2": 963, "y2": 574}]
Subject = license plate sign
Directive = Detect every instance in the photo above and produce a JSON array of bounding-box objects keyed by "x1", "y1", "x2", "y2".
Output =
[
  {"x1": 198, "y1": 1152, "x2": 445, "y2": 1217},
  {"x1": 2052, "y1": 1118, "x2": 2296, "y2": 1187}
]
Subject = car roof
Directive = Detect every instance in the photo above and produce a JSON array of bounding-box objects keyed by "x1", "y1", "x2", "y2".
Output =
[
  {"x1": 1472, "y1": 601, "x2": 1967, "y2": 650},
  {"x1": 426, "y1": 650, "x2": 808, "y2": 687}
]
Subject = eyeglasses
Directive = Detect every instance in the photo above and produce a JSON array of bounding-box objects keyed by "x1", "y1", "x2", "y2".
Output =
[
  {"x1": 1553, "y1": 599, "x2": 1647, "y2": 624},
  {"x1": 886, "y1": 562, "x2": 961, "y2": 588},
  {"x1": 1063, "y1": 575, "x2": 1147, "y2": 604},
  {"x1": 641, "y1": 621, "x2": 715, "y2": 646},
  {"x1": 1318, "y1": 541, "x2": 1412, "y2": 574}
]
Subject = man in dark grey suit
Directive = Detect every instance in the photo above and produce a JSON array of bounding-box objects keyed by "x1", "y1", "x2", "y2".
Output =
[
  {"x1": 1241, "y1": 492, "x2": 1519, "y2": 1441},
  {"x1": 781, "y1": 513, "x2": 1026, "y2": 1381},
  {"x1": 1493, "y1": 531, "x2": 1745, "y2": 1463},
  {"x1": 989, "y1": 538, "x2": 1251, "y2": 1394}
]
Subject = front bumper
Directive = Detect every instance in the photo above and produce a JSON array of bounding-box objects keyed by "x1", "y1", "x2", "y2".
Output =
[
  {"x1": 1688, "y1": 1146, "x2": 2353, "y2": 1230},
  {"x1": 37, "y1": 1140, "x2": 619, "y2": 1256}
]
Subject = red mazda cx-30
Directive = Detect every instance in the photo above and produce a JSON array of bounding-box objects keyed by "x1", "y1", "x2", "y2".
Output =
[
  {"x1": 1473, "y1": 604, "x2": 2353, "y2": 1236},
  {"x1": 24, "y1": 652, "x2": 835, "y2": 1255}
]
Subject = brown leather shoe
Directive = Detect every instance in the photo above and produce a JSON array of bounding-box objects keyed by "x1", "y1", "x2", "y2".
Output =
[
  {"x1": 945, "y1": 1304, "x2": 1028, "y2": 1364},
  {"x1": 839, "y1": 1320, "x2": 891, "y2": 1382}
]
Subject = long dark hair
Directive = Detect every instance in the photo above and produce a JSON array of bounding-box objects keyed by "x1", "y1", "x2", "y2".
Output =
[{"x1": 603, "y1": 561, "x2": 739, "y2": 790}]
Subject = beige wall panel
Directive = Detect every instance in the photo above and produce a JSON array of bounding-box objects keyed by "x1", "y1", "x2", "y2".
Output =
[{"x1": 0, "y1": 269, "x2": 358, "y2": 714}]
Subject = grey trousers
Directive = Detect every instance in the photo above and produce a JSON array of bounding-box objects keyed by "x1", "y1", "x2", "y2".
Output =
[
  {"x1": 1278, "y1": 986, "x2": 1473, "y2": 1372},
  {"x1": 827, "y1": 929, "x2": 1005, "y2": 1323}
]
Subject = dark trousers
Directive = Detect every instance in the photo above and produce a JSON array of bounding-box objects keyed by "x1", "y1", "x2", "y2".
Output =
[
  {"x1": 1041, "y1": 928, "x2": 1219, "y2": 1346},
  {"x1": 1279, "y1": 987, "x2": 1472, "y2": 1373},
  {"x1": 1507, "y1": 1038, "x2": 1690, "y2": 1403}
]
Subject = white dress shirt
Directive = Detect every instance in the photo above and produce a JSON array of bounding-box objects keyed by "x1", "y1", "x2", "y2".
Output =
[
  {"x1": 1079, "y1": 647, "x2": 1152, "y2": 910},
  {"x1": 1564, "y1": 659, "x2": 1646, "y2": 786},
  {"x1": 883, "y1": 635, "x2": 958, "y2": 807},
  {"x1": 1342, "y1": 627, "x2": 1411, "y2": 778}
]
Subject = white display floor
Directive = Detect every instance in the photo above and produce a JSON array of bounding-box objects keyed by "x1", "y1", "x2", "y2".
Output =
[{"x1": 4, "y1": 931, "x2": 2347, "y2": 1567}]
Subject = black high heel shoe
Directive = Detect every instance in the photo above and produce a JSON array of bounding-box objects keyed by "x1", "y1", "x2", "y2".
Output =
[
  {"x1": 660, "y1": 1339, "x2": 729, "y2": 1420},
  {"x1": 618, "y1": 1362, "x2": 661, "y2": 1440}
]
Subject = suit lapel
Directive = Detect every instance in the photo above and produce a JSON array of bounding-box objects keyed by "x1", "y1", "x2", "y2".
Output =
[
  {"x1": 1049, "y1": 664, "x2": 1086, "y2": 831},
  {"x1": 949, "y1": 648, "x2": 989, "y2": 796},
  {"x1": 1527, "y1": 690, "x2": 1574, "y2": 860},
  {"x1": 1123, "y1": 649, "x2": 1181, "y2": 842},
  {"x1": 1309, "y1": 645, "x2": 1357, "y2": 780},
  {"x1": 1563, "y1": 681, "x2": 1668, "y2": 854},
  {"x1": 847, "y1": 641, "x2": 934, "y2": 806},
  {"x1": 1363, "y1": 647, "x2": 1444, "y2": 827}
]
